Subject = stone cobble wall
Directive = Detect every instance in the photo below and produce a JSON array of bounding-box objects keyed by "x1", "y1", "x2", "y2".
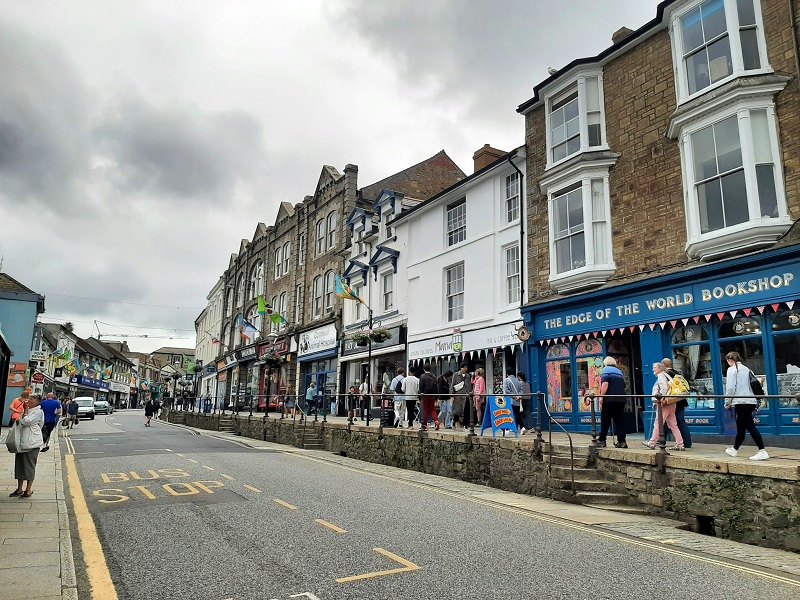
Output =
[{"x1": 166, "y1": 412, "x2": 800, "y2": 552}]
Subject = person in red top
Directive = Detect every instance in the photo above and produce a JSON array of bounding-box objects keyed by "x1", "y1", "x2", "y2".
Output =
[{"x1": 8, "y1": 389, "x2": 30, "y2": 426}]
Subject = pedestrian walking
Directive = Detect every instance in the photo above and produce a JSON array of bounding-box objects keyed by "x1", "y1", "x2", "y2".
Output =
[
  {"x1": 155, "y1": 398, "x2": 162, "y2": 420},
  {"x1": 503, "y1": 369, "x2": 523, "y2": 431},
  {"x1": 305, "y1": 381, "x2": 317, "y2": 416},
  {"x1": 39, "y1": 392, "x2": 62, "y2": 453},
  {"x1": 144, "y1": 398, "x2": 155, "y2": 427},
  {"x1": 390, "y1": 368, "x2": 406, "y2": 428},
  {"x1": 66, "y1": 398, "x2": 79, "y2": 428},
  {"x1": 472, "y1": 368, "x2": 486, "y2": 427},
  {"x1": 724, "y1": 352, "x2": 769, "y2": 461},
  {"x1": 437, "y1": 371, "x2": 453, "y2": 429},
  {"x1": 10, "y1": 393, "x2": 44, "y2": 498},
  {"x1": 346, "y1": 385, "x2": 358, "y2": 424},
  {"x1": 358, "y1": 378, "x2": 370, "y2": 421},
  {"x1": 517, "y1": 373, "x2": 533, "y2": 434},
  {"x1": 645, "y1": 362, "x2": 684, "y2": 450},
  {"x1": 596, "y1": 357, "x2": 628, "y2": 448},
  {"x1": 402, "y1": 369, "x2": 420, "y2": 429},
  {"x1": 8, "y1": 389, "x2": 29, "y2": 427},
  {"x1": 419, "y1": 363, "x2": 440, "y2": 431},
  {"x1": 450, "y1": 363, "x2": 472, "y2": 430},
  {"x1": 663, "y1": 357, "x2": 691, "y2": 448}
]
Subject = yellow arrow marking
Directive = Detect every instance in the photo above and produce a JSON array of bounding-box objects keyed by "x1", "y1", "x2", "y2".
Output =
[{"x1": 336, "y1": 548, "x2": 421, "y2": 584}]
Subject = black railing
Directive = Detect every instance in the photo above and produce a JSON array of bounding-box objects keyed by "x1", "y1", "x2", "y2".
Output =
[{"x1": 535, "y1": 391, "x2": 576, "y2": 495}]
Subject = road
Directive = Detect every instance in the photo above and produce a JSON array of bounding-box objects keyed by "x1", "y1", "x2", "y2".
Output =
[{"x1": 61, "y1": 411, "x2": 800, "y2": 600}]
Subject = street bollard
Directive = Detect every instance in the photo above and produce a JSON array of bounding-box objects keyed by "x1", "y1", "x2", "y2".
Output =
[{"x1": 468, "y1": 396, "x2": 475, "y2": 436}]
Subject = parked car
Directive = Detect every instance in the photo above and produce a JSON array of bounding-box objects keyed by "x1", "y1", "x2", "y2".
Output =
[
  {"x1": 94, "y1": 400, "x2": 114, "y2": 415},
  {"x1": 75, "y1": 397, "x2": 96, "y2": 420}
]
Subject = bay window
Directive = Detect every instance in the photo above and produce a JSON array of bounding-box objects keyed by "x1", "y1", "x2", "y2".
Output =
[
  {"x1": 546, "y1": 72, "x2": 606, "y2": 167},
  {"x1": 671, "y1": 0, "x2": 769, "y2": 103}
]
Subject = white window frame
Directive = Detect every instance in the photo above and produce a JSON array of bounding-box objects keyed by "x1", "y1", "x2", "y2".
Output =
[
  {"x1": 250, "y1": 262, "x2": 264, "y2": 298},
  {"x1": 382, "y1": 271, "x2": 394, "y2": 312},
  {"x1": 541, "y1": 161, "x2": 616, "y2": 293},
  {"x1": 327, "y1": 211, "x2": 337, "y2": 250},
  {"x1": 544, "y1": 70, "x2": 607, "y2": 170},
  {"x1": 679, "y1": 99, "x2": 790, "y2": 259},
  {"x1": 352, "y1": 284, "x2": 363, "y2": 321},
  {"x1": 444, "y1": 262, "x2": 465, "y2": 322},
  {"x1": 236, "y1": 276, "x2": 245, "y2": 307},
  {"x1": 248, "y1": 307, "x2": 262, "y2": 338},
  {"x1": 669, "y1": 0, "x2": 771, "y2": 105},
  {"x1": 294, "y1": 285, "x2": 303, "y2": 323},
  {"x1": 274, "y1": 247, "x2": 282, "y2": 280},
  {"x1": 225, "y1": 289, "x2": 233, "y2": 317},
  {"x1": 504, "y1": 244, "x2": 521, "y2": 305},
  {"x1": 505, "y1": 173, "x2": 520, "y2": 223},
  {"x1": 279, "y1": 292, "x2": 287, "y2": 331},
  {"x1": 312, "y1": 276, "x2": 323, "y2": 318},
  {"x1": 316, "y1": 219, "x2": 326, "y2": 256},
  {"x1": 282, "y1": 242, "x2": 291, "y2": 275},
  {"x1": 446, "y1": 199, "x2": 467, "y2": 247},
  {"x1": 324, "y1": 270, "x2": 335, "y2": 312},
  {"x1": 298, "y1": 232, "x2": 306, "y2": 266},
  {"x1": 269, "y1": 296, "x2": 279, "y2": 333}
]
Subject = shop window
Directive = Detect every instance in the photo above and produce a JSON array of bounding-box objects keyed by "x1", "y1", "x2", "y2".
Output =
[
  {"x1": 546, "y1": 344, "x2": 570, "y2": 359},
  {"x1": 576, "y1": 339, "x2": 603, "y2": 411},
  {"x1": 546, "y1": 73, "x2": 605, "y2": 167},
  {"x1": 671, "y1": 325, "x2": 714, "y2": 408},
  {"x1": 546, "y1": 358, "x2": 572, "y2": 413},
  {"x1": 718, "y1": 315, "x2": 765, "y2": 383},
  {"x1": 772, "y1": 311, "x2": 800, "y2": 408}
]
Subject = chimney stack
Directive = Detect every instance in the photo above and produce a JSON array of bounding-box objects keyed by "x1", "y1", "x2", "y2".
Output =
[
  {"x1": 472, "y1": 144, "x2": 507, "y2": 173},
  {"x1": 612, "y1": 27, "x2": 634, "y2": 45}
]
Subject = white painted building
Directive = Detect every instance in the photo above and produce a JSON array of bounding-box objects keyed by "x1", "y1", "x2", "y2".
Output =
[
  {"x1": 341, "y1": 190, "x2": 417, "y2": 397},
  {"x1": 392, "y1": 145, "x2": 528, "y2": 393},
  {"x1": 195, "y1": 276, "x2": 225, "y2": 403}
]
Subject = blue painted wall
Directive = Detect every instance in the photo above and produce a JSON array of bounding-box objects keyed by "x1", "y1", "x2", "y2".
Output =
[{"x1": 0, "y1": 299, "x2": 38, "y2": 423}]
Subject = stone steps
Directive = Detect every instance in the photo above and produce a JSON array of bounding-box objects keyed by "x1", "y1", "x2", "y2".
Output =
[
  {"x1": 545, "y1": 454, "x2": 592, "y2": 467},
  {"x1": 218, "y1": 418, "x2": 235, "y2": 433},
  {"x1": 574, "y1": 491, "x2": 631, "y2": 506},
  {"x1": 548, "y1": 465, "x2": 603, "y2": 481},
  {"x1": 552, "y1": 478, "x2": 621, "y2": 492},
  {"x1": 583, "y1": 503, "x2": 651, "y2": 515}
]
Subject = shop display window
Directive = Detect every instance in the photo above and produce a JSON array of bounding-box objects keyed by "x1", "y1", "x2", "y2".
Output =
[
  {"x1": 718, "y1": 316, "x2": 765, "y2": 378},
  {"x1": 576, "y1": 339, "x2": 603, "y2": 411},
  {"x1": 671, "y1": 325, "x2": 714, "y2": 409},
  {"x1": 772, "y1": 311, "x2": 800, "y2": 408}
]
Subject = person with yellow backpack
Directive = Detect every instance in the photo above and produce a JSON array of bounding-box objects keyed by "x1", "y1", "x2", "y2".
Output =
[{"x1": 663, "y1": 358, "x2": 692, "y2": 449}]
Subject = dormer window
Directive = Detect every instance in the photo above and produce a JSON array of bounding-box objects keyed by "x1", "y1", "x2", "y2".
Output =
[
  {"x1": 671, "y1": 0, "x2": 769, "y2": 103},
  {"x1": 546, "y1": 73, "x2": 605, "y2": 167}
]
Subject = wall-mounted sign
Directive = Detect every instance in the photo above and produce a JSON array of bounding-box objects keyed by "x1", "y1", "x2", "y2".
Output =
[
  {"x1": 70, "y1": 375, "x2": 110, "y2": 391},
  {"x1": 407, "y1": 322, "x2": 523, "y2": 360},
  {"x1": 258, "y1": 337, "x2": 289, "y2": 358},
  {"x1": 6, "y1": 363, "x2": 27, "y2": 388},
  {"x1": 30, "y1": 350, "x2": 47, "y2": 362},
  {"x1": 298, "y1": 324, "x2": 338, "y2": 357},
  {"x1": 237, "y1": 346, "x2": 257, "y2": 361},
  {"x1": 31, "y1": 372, "x2": 45, "y2": 384},
  {"x1": 341, "y1": 326, "x2": 404, "y2": 357}
]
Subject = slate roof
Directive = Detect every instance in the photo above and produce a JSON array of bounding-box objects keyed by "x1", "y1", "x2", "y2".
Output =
[{"x1": 359, "y1": 150, "x2": 466, "y2": 203}]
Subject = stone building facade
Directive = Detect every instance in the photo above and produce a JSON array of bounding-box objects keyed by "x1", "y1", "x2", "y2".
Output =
[{"x1": 518, "y1": 0, "x2": 800, "y2": 440}]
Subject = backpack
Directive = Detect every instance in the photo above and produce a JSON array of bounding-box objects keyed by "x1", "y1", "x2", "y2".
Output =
[
  {"x1": 392, "y1": 377, "x2": 404, "y2": 393},
  {"x1": 664, "y1": 373, "x2": 690, "y2": 404}
]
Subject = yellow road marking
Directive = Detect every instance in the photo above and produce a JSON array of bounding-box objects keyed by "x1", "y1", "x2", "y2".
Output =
[
  {"x1": 202, "y1": 465, "x2": 215, "y2": 471},
  {"x1": 243, "y1": 484, "x2": 262, "y2": 493},
  {"x1": 186, "y1": 458, "x2": 198, "y2": 463},
  {"x1": 176, "y1": 453, "x2": 184, "y2": 457},
  {"x1": 315, "y1": 519, "x2": 346, "y2": 534},
  {"x1": 336, "y1": 547, "x2": 421, "y2": 583},
  {"x1": 66, "y1": 454, "x2": 118, "y2": 599},
  {"x1": 282, "y1": 451, "x2": 800, "y2": 588},
  {"x1": 273, "y1": 498, "x2": 297, "y2": 510},
  {"x1": 221, "y1": 474, "x2": 235, "y2": 480}
]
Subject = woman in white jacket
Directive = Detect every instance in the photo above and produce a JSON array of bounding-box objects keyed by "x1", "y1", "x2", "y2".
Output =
[
  {"x1": 10, "y1": 394, "x2": 44, "y2": 498},
  {"x1": 724, "y1": 352, "x2": 768, "y2": 461}
]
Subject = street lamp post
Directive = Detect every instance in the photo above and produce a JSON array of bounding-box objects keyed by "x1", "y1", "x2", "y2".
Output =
[{"x1": 365, "y1": 306, "x2": 374, "y2": 427}]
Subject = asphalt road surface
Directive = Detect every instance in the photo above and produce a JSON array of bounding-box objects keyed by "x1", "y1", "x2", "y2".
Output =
[{"x1": 62, "y1": 411, "x2": 800, "y2": 600}]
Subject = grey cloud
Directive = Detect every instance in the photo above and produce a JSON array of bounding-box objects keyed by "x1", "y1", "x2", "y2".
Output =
[
  {"x1": 330, "y1": 0, "x2": 659, "y2": 118},
  {"x1": 0, "y1": 22, "x2": 91, "y2": 210},
  {"x1": 94, "y1": 95, "x2": 268, "y2": 202}
]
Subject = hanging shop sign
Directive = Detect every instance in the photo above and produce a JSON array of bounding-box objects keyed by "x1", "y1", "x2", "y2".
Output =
[
  {"x1": 298, "y1": 324, "x2": 338, "y2": 357},
  {"x1": 534, "y1": 265, "x2": 799, "y2": 339},
  {"x1": 341, "y1": 326, "x2": 404, "y2": 357},
  {"x1": 237, "y1": 346, "x2": 257, "y2": 361},
  {"x1": 258, "y1": 338, "x2": 290, "y2": 358},
  {"x1": 30, "y1": 350, "x2": 47, "y2": 362},
  {"x1": 70, "y1": 375, "x2": 110, "y2": 391}
]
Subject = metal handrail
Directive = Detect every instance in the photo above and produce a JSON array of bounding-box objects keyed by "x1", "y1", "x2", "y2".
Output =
[{"x1": 536, "y1": 392, "x2": 576, "y2": 495}]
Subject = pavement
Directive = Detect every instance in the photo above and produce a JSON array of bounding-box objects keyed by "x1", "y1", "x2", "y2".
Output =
[{"x1": 0, "y1": 424, "x2": 77, "y2": 600}]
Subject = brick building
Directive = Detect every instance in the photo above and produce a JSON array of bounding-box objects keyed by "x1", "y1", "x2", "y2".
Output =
[
  {"x1": 212, "y1": 152, "x2": 464, "y2": 411},
  {"x1": 518, "y1": 0, "x2": 800, "y2": 440}
]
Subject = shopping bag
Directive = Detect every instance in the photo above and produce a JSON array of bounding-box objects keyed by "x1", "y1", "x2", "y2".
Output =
[{"x1": 5, "y1": 422, "x2": 21, "y2": 453}]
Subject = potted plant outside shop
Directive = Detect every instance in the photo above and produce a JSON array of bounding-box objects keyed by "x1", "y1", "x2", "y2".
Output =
[{"x1": 369, "y1": 328, "x2": 392, "y2": 343}]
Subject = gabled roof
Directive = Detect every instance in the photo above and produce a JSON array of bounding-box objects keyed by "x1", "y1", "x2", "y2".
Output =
[
  {"x1": 95, "y1": 340, "x2": 134, "y2": 365},
  {"x1": 152, "y1": 346, "x2": 195, "y2": 356},
  {"x1": 84, "y1": 337, "x2": 114, "y2": 361},
  {"x1": 40, "y1": 325, "x2": 58, "y2": 349},
  {"x1": 238, "y1": 239, "x2": 249, "y2": 255},
  {"x1": 359, "y1": 150, "x2": 466, "y2": 203},
  {"x1": 252, "y1": 222, "x2": 267, "y2": 241},
  {"x1": 276, "y1": 202, "x2": 295, "y2": 222}
]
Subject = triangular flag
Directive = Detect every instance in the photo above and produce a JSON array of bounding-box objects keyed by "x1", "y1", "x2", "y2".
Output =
[
  {"x1": 703, "y1": 314, "x2": 712, "y2": 322},
  {"x1": 729, "y1": 311, "x2": 738, "y2": 319},
  {"x1": 693, "y1": 316, "x2": 701, "y2": 324},
  {"x1": 638, "y1": 325, "x2": 645, "y2": 331},
  {"x1": 568, "y1": 335, "x2": 574, "y2": 341},
  {"x1": 610, "y1": 329, "x2": 617, "y2": 336},
  {"x1": 659, "y1": 322, "x2": 667, "y2": 329},
  {"x1": 649, "y1": 323, "x2": 656, "y2": 331},
  {"x1": 787, "y1": 301, "x2": 795, "y2": 310},
  {"x1": 670, "y1": 320, "x2": 678, "y2": 328},
  {"x1": 757, "y1": 306, "x2": 766, "y2": 314},
  {"x1": 716, "y1": 313, "x2": 726, "y2": 321},
  {"x1": 771, "y1": 303, "x2": 781, "y2": 313},
  {"x1": 629, "y1": 326, "x2": 635, "y2": 333},
  {"x1": 681, "y1": 318, "x2": 689, "y2": 326},
  {"x1": 601, "y1": 331, "x2": 607, "y2": 337},
  {"x1": 743, "y1": 308, "x2": 753, "y2": 316},
  {"x1": 510, "y1": 345, "x2": 516, "y2": 355},
  {"x1": 539, "y1": 340, "x2": 545, "y2": 346},
  {"x1": 492, "y1": 348, "x2": 498, "y2": 357}
]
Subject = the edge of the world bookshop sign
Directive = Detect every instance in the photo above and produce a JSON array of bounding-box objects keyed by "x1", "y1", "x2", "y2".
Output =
[{"x1": 480, "y1": 395, "x2": 519, "y2": 438}]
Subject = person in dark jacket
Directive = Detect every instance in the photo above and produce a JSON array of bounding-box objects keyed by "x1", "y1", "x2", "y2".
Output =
[
  {"x1": 437, "y1": 371, "x2": 453, "y2": 429},
  {"x1": 144, "y1": 398, "x2": 155, "y2": 427},
  {"x1": 419, "y1": 363, "x2": 440, "y2": 431},
  {"x1": 597, "y1": 356, "x2": 628, "y2": 448}
]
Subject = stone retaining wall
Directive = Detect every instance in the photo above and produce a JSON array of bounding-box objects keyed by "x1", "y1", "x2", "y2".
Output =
[{"x1": 166, "y1": 411, "x2": 800, "y2": 552}]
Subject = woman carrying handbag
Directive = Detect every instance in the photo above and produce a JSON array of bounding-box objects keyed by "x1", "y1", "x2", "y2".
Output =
[
  {"x1": 10, "y1": 394, "x2": 44, "y2": 498},
  {"x1": 724, "y1": 352, "x2": 768, "y2": 461}
]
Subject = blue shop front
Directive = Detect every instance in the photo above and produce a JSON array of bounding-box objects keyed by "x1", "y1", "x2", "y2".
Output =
[{"x1": 522, "y1": 246, "x2": 800, "y2": 440}]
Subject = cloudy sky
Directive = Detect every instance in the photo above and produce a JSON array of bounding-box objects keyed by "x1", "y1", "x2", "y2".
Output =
[{"x1": 0, "y1": 0, "x2": 660, "y2": 353}]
